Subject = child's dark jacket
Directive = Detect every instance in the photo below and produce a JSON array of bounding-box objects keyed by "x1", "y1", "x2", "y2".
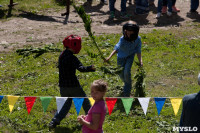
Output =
[{"x1": 58, "y1": 49, "x2": 94, "y2": 87}]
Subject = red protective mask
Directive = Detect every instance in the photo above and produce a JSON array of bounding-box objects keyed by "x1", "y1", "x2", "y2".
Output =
[{"x1": 63, "y1": 35, "x2": 82, "y2": 54}]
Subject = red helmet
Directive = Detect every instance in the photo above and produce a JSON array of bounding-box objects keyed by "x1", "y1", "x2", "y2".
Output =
[{"x1": 63, "y1": 35, "x2": 82, "y2": 54}]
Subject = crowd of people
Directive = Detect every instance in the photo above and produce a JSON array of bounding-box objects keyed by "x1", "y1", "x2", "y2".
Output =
[
  {"x1": 110, "y1": 0, "x2": 199, "y2": 18},
  {"x1": 83, "y1": 0, "x2": 199, "y2": 19}
]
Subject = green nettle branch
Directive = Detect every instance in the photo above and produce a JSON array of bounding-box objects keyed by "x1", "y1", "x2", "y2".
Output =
[
  {"x1": 134, "y1": 62, "x2": 146, "y2": 97},
  {"x1": 73, "y1": 2, "x2": 146, "y2": 96},
  {"x1": 72, "y1": 2, "x2": 105, "y2": 61}
]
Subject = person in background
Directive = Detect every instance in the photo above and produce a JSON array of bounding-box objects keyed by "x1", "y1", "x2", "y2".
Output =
[
  {"x1": 156, "y1": 0, "x2": 172, "y2": 18},
  {"x1": 179, "y1": 73, "x2": 200, "y2": 132},
  {"x1": 189, "y1": 0, "x2": 199, "y2": 13},
  {"x1": 105, "y1": 21, "x2": 143, "y2": 97},
  {"x1": 149, "y1": 0, "x2": 155, "y2": 5},
  {"x1": 161, "y1": 0, "x2": 180, "y2": 14},
  {"x1": 135, "y1": 0, "x2": 149, "y2": 15},
  {"x1": 77, "y1": 79, "x2": 107, "y2": 133},
  {"x1": 109, "y1": 0, "x2": 130, "y2": 19},
  {"x1": 49, "y1": 35, "x2": 96, "y2": 129}
]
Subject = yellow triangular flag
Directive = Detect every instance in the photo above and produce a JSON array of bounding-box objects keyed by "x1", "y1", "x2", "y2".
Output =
[
  {"x1": 170, "y1": 98, "x2": 182, "y2": 116},
  {"x1": 89, "y1": 97, "x2": 95, "y2": 106},
  {"x1": 7, "y1": 95, "x2": 20, "y2": 113}
]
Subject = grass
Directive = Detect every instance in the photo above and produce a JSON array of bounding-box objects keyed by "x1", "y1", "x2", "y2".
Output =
[
  {"x1": 0, "y1": 23, "x2": 200, "y2": 132},
  {"x1": 0, "y1": 0, "x2": 66, "y2": 18},
  {"x1": 1, "y1": 0, "x2": 200, "y2": 132}
]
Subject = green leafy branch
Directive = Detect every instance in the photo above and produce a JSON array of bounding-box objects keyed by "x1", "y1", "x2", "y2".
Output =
[
  {"x1": 72, "y1": 2, "x2": 105, "y2": 60},
  {"x1": 16, "y1": 44, "x2": 61, "y2": 58},
  {"x1": 134, "y1": 62, "x2": 146, "y2": 97},
  {"x1": 100, "y1": 66, "x2": 123, "y2": 76}
]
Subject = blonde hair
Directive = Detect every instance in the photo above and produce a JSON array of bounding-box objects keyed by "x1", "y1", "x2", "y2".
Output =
[{"x1": 91, "y1": 79, "x2": 108, "y2": 92}]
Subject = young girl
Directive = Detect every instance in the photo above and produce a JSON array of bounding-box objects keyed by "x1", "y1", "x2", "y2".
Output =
[{"x1": 77, "y1": 79, "x2": 107, "y2": 133}]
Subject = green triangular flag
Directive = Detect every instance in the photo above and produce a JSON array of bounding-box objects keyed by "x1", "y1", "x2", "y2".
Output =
[
  {"x1": 121, "y1": 98, "x2": 134, "y2": 115},
  {"x1": 40, "y1": 97, "x2": 52, "y2": 112}
]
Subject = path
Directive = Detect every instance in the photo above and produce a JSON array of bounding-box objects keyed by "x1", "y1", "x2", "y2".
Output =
[{"x1": 0, "y1": 0, "x2": 199, "y2": 52}]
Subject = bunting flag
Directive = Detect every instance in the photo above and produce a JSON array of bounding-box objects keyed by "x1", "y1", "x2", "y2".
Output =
[
  {"x1": 89, "y1": 97, "x2": 95, "y2": 106},
  {"x1": 121, "y1": 98, "x2": 134, "y2": 115},
  {"x1": 7, "y1": 95, "x2": 20, "y2": 113},
  {"x1": 170, "y1": 98, "x2": 182, "y2": 116},
  {"x1": 154, "y1": 98, "x2": 166, "y2": 115},
  {"x1": 24, "y1": 97, "x2": 37, "y2": 114},
  {"x1": 73, "y1": 98, "x2": 84, "y2": 115},
  {"x1": 0, "y1": 95, "x2": 4, "y2": 103},
  {"x1": 138, "y1": 97, "x2": 150, "y2": 115},
  {"x1": 40, "y1": 97, "x2": 52, "y2": 112},
  {"x1": 56, "y1": 97, "x2": 68, "y2": 114},
  {"x1": 105, "y1": 98, "x2": 117, "y2": 115}
]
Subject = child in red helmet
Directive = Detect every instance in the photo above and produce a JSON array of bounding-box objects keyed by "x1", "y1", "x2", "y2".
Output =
[{"x1": 49, "y1": 35, "x2": 96, "y2": 129}]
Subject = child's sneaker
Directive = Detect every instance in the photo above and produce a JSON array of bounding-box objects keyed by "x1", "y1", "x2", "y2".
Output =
[
  {"x1": 172, "y1": 6, "x2": 180, "y2": 12},
  {"x1": 49, "y1": 121, "x2": 60, "y2": 130},
  {"x1": 162, "y1": 6, "x2": 167, "y2": 14},
  {"x1": 120, "y1": 12, "x2": 131, "y2": 18},
  {"x1": 167, "y1": 11, "x2": 172, "y2": 16},
  {"x1": 156, "y1": 12, "x2": 161, "y2": 18},
  {"x1": 109, "y1": 11, "x2": 115, "y2": 19}
]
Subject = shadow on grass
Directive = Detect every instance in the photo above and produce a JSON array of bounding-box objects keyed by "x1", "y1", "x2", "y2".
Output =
[
  {"x1": 54, "y1": 125, "x2": 81, "y2": 133},
  {"x1": 186, "y1": 12, "x2": 200, "y2": 23},
  {"x1": 155, "y1": 13, "x2": 185, "y2": 27}
]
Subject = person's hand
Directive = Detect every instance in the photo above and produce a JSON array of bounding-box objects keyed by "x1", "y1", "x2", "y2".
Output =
[
  {"x1": 81, "y1": 115, "x2": 86, "y2": 119},
  {"x1": 77, "y1": 116, "x2": 84, "y2": 124}
]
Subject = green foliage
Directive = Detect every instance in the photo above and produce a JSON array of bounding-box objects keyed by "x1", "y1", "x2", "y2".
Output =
[
  {"x1": 16, "y1": 44, "x2": 62, "y2": 58},
  {"x1": 72, "y1": 2, "x2": 105, "y2": 60},
  {"x1": 1, "y1": 24, "x2": 200, "y2": 132},
  {"x1": 134, "y1": 62, "x2": 146, "y2": 97},
  {"x1": 100, "y1": 66, "x2": 123, "y2": 75}
]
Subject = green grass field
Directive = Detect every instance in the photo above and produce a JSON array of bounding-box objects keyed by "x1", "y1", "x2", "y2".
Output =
[
  {"x1": 0, "y1": 24, "x2": 200, "y2": 132},
  {"x1": 1, "y1": 0, "x2": 200, "y2": 132}
]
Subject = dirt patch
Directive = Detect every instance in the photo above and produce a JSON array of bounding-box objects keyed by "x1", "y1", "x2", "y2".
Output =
[{"x1": 0, "y1": 0, "x2": 200, "y2": 52}]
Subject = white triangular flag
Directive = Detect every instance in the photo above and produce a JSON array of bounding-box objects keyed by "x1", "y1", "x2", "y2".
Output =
[
  {"x1": 138, "y1": 97, "x2": 150, "y2": 115},
  {"x1": 56, "y1": 97, "x2": 68, "y2": 113}
]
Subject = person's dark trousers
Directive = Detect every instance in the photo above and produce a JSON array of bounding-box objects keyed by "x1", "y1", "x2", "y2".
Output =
[
  {"x1": 163, "y1": 0, "x2": 176, "y2": 6},
  {"x1": 52, "y1": 86, "x2": 91, "y2": 124},
  {"x1": 109, "y1": 0, "x2": 127, "y2": 13},
  {"x1": 191, "y1": 0, "x2": 199, "y2": 11},
  {"x1": 135, "y1": 0, "x2": 149, "y2": 11}
]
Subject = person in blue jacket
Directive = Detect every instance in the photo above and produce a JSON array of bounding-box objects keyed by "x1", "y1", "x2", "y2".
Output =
[{"x1": 105, "y1": 21, "x2": 143, "y2": 97}]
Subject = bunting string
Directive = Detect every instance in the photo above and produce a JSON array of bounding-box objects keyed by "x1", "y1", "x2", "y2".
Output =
[{"x1": 0, "y1": 95, "x2": 183, "y2": 116}]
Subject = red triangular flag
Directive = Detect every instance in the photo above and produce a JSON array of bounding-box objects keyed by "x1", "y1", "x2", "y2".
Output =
[
  {"x1": 24, "y1": 97, "x2": 37, "y2": 114},
  {"x1": 105, "y1": 98, "x2": 117, "y2": 115}
]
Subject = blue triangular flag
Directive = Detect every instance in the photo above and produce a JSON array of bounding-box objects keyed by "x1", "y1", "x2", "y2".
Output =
[
  {"x1": 154, "y1": 98, "x2": 166, "y2": 115},
  {"x1": 0, "y1": 96, "x2": 4, "y2": 103},
  {"x1": 73, "y1": 98, "x2": 84, "y2": 115}
]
